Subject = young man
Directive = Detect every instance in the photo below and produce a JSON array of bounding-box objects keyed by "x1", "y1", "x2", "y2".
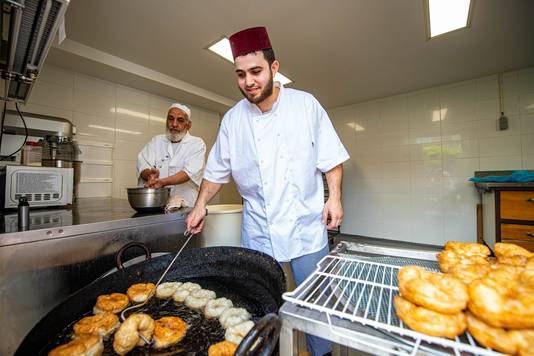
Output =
[
  {"x1": 137, "y1": 103, "x2": 206, "y2": 207},
  {"x1": 186, "y1": 27, "x2": 348, "y2": 356}
]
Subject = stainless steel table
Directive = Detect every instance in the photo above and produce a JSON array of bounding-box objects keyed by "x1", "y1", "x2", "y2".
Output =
[{"x1": 0, "y1": 198, "x2": 192, "y2": 355}]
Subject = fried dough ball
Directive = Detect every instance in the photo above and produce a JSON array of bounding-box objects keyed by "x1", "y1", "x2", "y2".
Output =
[
  {"x1": 156, "y1": 282, "x2": 183, "y2": 299},
  {"x1": 185, "y1": 289, "x2": 216, "y2": 310},
  {"x1": 153, "y1": 316, "x2": 188, "y2": 349},
  {"x1": 48, "y1": 334, "x2": 103, "y2": 356},
  {"x1": 205, "y1": 298, "x2": 234, "y2": 319},
  {"x1": 219, "y1": 308, "x2": 252, "y2": 329},
  {"x1": 127, "y1": 283, "x2": 156, "y2": 303},
  {"x1": 466, "y1": 312, "x2": 534, "y2": 356},
  {"x1": 73, "y1": 312, "x2": 119, "y2": 339},
  {"x1": 437, "y1": 250, "x2": 489, "y2": 273},
  {"x1": 225, "y1": 320, "x2": 255, "y2": 345},
  {"x1": 468, "y1": 275, "x2": 534, "y2": 329},
  {"x1": 448, "y1": 264, "x2": 491, "y2": 285},
  {"x1": 93, "y1": 293, "x2": 129, "y2": 314},
  {"x1": 444, "y1": 241, "x2": 490, "y2": 256},
  {"x1": 397, "y1": 266, "x2": 468, "y2": 314},
  {"x1": 208, "y1": 340, "x2": 238, "y2": 356},
  {"x1": 393, "y1": 296, "x2": 466, "y2": 339},
  {"x1": 112, "y1": 313, "x2": 155, "y2": 355},
  {"x1": 495, "y1": 243, "x2": 534, "y2": 259},
  {"x1": 172, "y1": 282, "x2": 202, "y2": 303}
]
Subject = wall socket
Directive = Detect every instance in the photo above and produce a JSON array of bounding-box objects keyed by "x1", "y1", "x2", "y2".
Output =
[{"x1": 498, "y1": 113, "x2": 509, "y2": 131}]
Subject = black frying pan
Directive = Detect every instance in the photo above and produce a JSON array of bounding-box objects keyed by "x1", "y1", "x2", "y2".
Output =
[{"x1": 16, "y1": 244, "x2": 286, "y2": 355}]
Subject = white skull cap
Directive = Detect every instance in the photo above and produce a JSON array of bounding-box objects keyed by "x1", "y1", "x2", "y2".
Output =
[{"x1": 168, "y1": 103, "x2": 191, "y2": 120}]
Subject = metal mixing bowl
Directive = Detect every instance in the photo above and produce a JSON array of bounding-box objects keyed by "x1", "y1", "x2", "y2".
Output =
[{"x1": 126, "y1": 187, "x2": 170, "y2": 212}]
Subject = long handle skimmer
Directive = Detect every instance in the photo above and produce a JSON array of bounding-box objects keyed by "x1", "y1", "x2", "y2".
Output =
[{"x1": 119, "y1": 230, "x2": 195, "y2": 344}]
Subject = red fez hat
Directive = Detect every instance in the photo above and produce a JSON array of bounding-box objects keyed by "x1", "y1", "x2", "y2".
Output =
[{"x1": 229, "y1": 27, "x2": 272, "y2": 60}]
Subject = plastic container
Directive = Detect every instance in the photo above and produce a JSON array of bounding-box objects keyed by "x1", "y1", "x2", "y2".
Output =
[
  {"x1": 199, "y1": 204, "x2": 243, "y2": 248},
  {"x1": 21, "y1": 141, "x2": 42, "y2": 165}
]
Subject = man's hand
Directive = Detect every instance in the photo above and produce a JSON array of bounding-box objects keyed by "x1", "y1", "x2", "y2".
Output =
[
  {"x1": 322, "y1": 198, "x2": 343, "y2": 230},
  {"x1": 141, "y1": 168, "x2": 159, "y2": 185},
  {"x1": 185, "y1": 205, "x2": 207, "y2": 234},
  {"x1": 145, "y1": 178, "x2": 164, "y2": 189},
  {"x1": 147, "y1": 168, "x2": 159, "y2": 181}
]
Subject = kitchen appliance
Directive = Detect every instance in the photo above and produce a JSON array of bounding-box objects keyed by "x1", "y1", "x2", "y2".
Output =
[
  {"x1": 1, "y1": 0, "x2": 70, "y2": 103},
  {"x1": 280, "y1": 241, "x2": 501, "y2": 355},
  {"x1": 0, "y1": 165, "x2": 73, "y2": 208},
  {"x1": 127, "y1": 187, "x2": 171, "y2": 212},
  {"x1": 15, "y1": 245, "x2": 286, "y2": 355},
  {"x1": 0, "y1": 110, "x2": 75, "y2": 163}
]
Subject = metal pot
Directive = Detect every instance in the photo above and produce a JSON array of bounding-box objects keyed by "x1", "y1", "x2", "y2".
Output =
[
  {"x1": 15, "y1": 245, "x2": 286, "y2": 356},
  {"x1": 126, "y1": 187, "x2": 170, "y2": 212}
]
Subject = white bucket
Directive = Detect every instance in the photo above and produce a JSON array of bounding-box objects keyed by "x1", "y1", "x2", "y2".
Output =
[{"x1": 199, "y1": 204, "x2": 243, "y2": 248}]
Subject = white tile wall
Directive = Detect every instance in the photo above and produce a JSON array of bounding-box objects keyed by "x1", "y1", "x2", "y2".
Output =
[
  {"x1": 330, "y1": 66, "x2": 534, "y2": 246},
  {"x1": 15, "y1": 64, "x2": 221, "y2": 199}
]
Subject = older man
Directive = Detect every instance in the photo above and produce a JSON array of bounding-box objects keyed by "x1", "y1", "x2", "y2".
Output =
[{"x1": 137, "y1": 103, "x2": 206, "y2": 207}]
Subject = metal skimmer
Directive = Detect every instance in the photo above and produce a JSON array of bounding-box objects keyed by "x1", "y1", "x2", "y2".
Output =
[
  {"x1": 283, "y1": 253, "x2": 504, "y2": 356},
  {"x1": 120, "y1": 230, "x2": 195, "y2": 345}
]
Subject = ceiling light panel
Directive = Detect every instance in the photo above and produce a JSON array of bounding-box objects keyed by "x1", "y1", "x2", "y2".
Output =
[{"x1": 426, "y1": 0, "x2": 473, "y2": 38}]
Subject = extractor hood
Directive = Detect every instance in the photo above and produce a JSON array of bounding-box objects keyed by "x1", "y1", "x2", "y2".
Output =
[{"x1": 0, "y1": 0, "x2": 69, "y2": 103}]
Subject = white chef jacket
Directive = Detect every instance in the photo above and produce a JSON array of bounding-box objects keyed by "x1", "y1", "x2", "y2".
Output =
[
  {"x1": 137, "y1": 132, "x2": 206, "y2": 207},
  {"x1": 204, "y1": 84, "x2": 349, "y2": 261}
]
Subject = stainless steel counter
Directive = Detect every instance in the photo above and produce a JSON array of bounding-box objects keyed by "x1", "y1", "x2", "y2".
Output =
[
  {"x1": 0, "y1": 197, "x2": 190, "y2": 245},
  {"x1": 0, "y1": 197, "x2": 192, "y2": 355}
]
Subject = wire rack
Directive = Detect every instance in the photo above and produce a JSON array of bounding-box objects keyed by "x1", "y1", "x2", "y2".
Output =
[{"x1": 283, "y1": 254, "x2": 504, "y2": 356}]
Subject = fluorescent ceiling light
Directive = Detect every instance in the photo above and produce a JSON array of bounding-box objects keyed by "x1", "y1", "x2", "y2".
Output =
[
  {"x1": 425, "y1": 0, "x2": 473, "y2": 38},
  {"x1": 208, "y1": 38, "x2": 293, "y2": 85}
]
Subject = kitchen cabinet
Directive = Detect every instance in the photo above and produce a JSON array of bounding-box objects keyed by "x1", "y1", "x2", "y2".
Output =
[{"x1": 478, "y1": 184, "x2": 534, "y2": 252}]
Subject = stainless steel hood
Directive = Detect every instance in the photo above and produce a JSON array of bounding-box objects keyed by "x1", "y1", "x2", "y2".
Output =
[{"x1": 0, "y1": 0, "x2": 69, "y2": 103}]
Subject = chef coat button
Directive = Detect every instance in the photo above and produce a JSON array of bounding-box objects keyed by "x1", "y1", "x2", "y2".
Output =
[{"x1": 258, "y1": 138, "x2": 261, "y2": 142}]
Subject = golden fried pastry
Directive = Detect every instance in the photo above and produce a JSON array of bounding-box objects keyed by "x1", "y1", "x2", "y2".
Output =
[
  {"x1": 393, "y1": 296, "x2": 466, "y2": 339},
  {"x1": 113, "y1": 313, "x2": 155, "y2": 355},
  {"x1": 448, "y1": 264, "x2": 491, "y2": 285},
  {"x1": 498, "y1": 254, "x2": 530, "y2": 267},
  {"x1": 225, "y1": 320, "x2": 254, "y2": 345},
  {"x1": 73, "y1": 312, "x2": 119, "y2": 338},
  {"x1": 127, "y1": 283, "x2": 156, "y2": 303},
  {"x1": 208, "y1": 340, "x2": 238, "y2": 356},
  {"x1": 153, "y1": 316, "x2": 188, "y2": 349},
  {"x1": 488, "y1": 264, "x2": 525, "y2": 281},
  {"x1": 468, "y1": 275, "x2": 534, "y2": 329},
  {"x1": 437, "y1": 250, "x2": 489, "y2": 273},
  {"x1": 495, "y1": 243, "x2": 534, "y2": 258},
  {"x1": 467, "y1": 312, "x2": 534, "y2": 356},
  {"x1": 93, "y1": 293, "x2": 129, "y2": 314},
  {"x1": 48, "y1": 334, "x2": 103, "y2": 356},
  {"x1": 444, "y1": 241, "x2": 490, "y2": 256},
  {"x1": 398, "y1": 266, "x2": 468, "y2": 314}
]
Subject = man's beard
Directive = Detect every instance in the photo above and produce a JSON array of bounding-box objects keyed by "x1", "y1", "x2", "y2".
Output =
[
  {"x1": 166, "y1": 128, "x2": 186, "y2": 142},
  {"x1": 239, "y1": 72, "x2": 274, "y2": 105}
]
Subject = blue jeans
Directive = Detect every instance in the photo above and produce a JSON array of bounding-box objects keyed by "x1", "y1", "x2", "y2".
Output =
[{"x1": 290, "y1": 244, "x2": 332, "y2": 356}]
